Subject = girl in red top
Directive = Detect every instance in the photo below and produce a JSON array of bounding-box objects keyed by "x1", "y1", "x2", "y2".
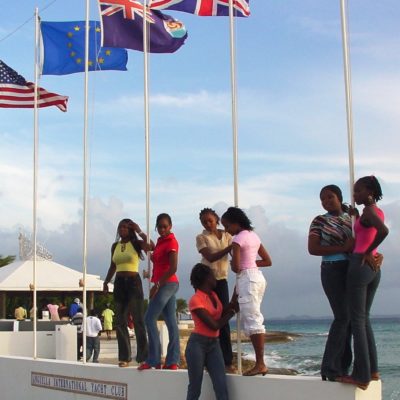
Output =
[
  {"x1": 185, "y1": 263, "x2": 238, "y2": 400},
  {"x1": 138, "y1": 213, "x2": 181, "y2": 370}
]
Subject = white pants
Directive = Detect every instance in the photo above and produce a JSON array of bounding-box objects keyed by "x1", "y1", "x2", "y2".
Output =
[{"x1": 237, "y1": 268, "x2": 266, "y2": 336}]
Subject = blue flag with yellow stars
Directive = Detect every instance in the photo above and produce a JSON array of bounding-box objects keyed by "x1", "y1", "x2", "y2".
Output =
[{"x1": 41, "y1": 21, "x2": 128, "y2": 75}]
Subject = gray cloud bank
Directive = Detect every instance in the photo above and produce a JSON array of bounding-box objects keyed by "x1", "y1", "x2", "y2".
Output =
[{"x1": 1, "y1": 198, "x2": 398, "y2": 319}]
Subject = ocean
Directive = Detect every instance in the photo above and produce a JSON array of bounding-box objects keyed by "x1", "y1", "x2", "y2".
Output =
[{"x1": 238, "y1": 317, "x2": 399, "y2": 400}]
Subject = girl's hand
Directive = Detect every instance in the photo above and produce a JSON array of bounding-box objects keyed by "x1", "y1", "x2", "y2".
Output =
[
  {"x1": 348, "y1": 205, "x2": 359, "y2": 218},
  {"x1": 343, "y1": 237, "x2": 355, "y2": 253},
  {"x1": 363, "y1": 252, "x2": 380, "y2": 272},
  {"x1": 149, "y1": 283, "x2": 159, "y2": 299},
  {"x1": 128, "y1": 221, "x2": 141, "y2": 233}
]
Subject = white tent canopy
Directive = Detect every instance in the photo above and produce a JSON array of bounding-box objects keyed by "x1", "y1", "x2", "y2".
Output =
[{"x1": 0, "y1": 260, "x2": 106, "y2": 291}]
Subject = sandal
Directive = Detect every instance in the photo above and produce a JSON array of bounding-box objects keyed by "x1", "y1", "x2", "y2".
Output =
[
  {"x1": 337, "y1": 376, "x2": 369, "y2": 390},
  {"x1": 371, "y1": 372, "x2": 380, "y2": 381},
  {"x1": 118, "y1": 361, "x2": 130, "y2": 368},
  {"x1": 243, "y1": 366, "x2": 268, "y2": 377},
  {"x1": 225, "y1": 365, "x2": 238, "y2": 374}
]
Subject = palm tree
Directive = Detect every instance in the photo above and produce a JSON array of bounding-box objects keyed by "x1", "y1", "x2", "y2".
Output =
[{"x1": 0, "y1": 255, "x2": 15, "y2": 268}]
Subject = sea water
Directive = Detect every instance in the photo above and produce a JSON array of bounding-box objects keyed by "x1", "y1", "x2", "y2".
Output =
[{"x1": 237, "y1": 317, "x2": 399, "y2": 400}]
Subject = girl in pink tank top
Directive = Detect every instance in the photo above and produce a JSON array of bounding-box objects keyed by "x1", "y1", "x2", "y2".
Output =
[{"x1": 339, "y1": 176, "x2": 389, "y2": 390}]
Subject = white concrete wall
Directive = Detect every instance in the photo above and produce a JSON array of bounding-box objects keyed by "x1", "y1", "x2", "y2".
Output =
[{"x1": 0, "y1": 356, "x2": 381, "y2": 400}]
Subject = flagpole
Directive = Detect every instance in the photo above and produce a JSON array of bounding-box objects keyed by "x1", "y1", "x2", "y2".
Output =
[
  {"x1": 33, "y1": 6, "x2": 40, "y2": 359},
  {"x1": 228, "y1": 0, "x2": 242, "y2": 374},
  {"x1": 81, "y1": 0, "x2": 91, "y2": 364},
  {"x1": 143, "y1": 1, "x2": 152, "y2": 293},
  {"x1": 340, "y1": 0, "x2": 355, "y2": 207}
]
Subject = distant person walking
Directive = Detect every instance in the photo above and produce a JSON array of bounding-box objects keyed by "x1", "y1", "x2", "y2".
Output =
[
  {"x1": 14, "y1": 305, "x2": 27, "y2": 321},
  {"x1": 47, "y1": 303, "x2": 60, "y2": 321},
  {"x1": 69, "y1": 298, "x2": 81, "y2": 318},
  {"x1": 339, "y1": 176, "x2": 389, "y2": 390},
  {"x1": 102, "y1": 303, "x2": 114, "y2": 340},
  {"x1": 196, "y1": 208, "x2": 234, "y2": 373},
  {"x1": 103, "y1": 218, "x2": 149, "y2": 367},
  {"x1": 86, "y1": 309, "x2": 102, "y2": 363},
  {"x1": 71, "y1": 306, "x2": 84, "y2": 360},
  {"x1": 308, "y1": 184, "x2": 354, "y2": 381},
  {"x1": 221, "y1": 207, "x2": 272, "y2": 376}
]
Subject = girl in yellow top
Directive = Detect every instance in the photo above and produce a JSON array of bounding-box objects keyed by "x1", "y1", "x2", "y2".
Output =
[{"x1": 103, "y1": 218, "x2": 149, "y2": 367}]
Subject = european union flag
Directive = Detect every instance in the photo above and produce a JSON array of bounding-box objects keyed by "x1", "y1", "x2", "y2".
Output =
[{"x1": 41, "y1": 21, "x2": 128, "y2": 75}]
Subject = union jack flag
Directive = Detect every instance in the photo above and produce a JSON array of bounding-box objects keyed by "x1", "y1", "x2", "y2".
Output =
[
  {"x1": 100, "y1": 0, "x2": 155, "y2": 23},
  {"x1": 148, "y1": 0, "x2": 250, "y2": 17}
]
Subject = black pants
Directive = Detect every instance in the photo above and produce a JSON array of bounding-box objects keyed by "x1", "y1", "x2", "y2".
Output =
[
  {"x1": 320, "y1": 260, "x2": 352, "y2": 378},
  {"x1": 214, "y1": 279, "x2": 233, "y2": 366},
  {"x1": 114, "y1": 274, "x2": 148, "y2": 363},
  {"x1": 347, "y1": 254, "x2": 380, "y2": 383}
]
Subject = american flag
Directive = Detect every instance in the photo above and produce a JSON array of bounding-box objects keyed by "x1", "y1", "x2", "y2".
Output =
[
  {"x1": 148, "y1": 0, "x2": 250, "y2": 17},
  {"x1": 0, "y1": 60, "x2": 68, "y2": 111}
]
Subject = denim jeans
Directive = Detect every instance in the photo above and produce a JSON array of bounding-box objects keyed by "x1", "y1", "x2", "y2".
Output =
[
  {"x1": 114, "y1": 274, "x2": 148, "y2": 363},
  {"x1": 214, "y1": 279, "x2": 233, "y2": 366},
  {"x1": 320, "y1": 260, "x2": 352, "y2": 378},
  {"x1": 144, "y1": 282, "x2": 180, "y2": 367},
  {"x1": 86, "y1": 336, "x2": 100, "y2": 362},
  {"x1": 185, "y1": 333, "x2": 229, "y2": 400},
  {"x1": 347, "y1": 253, "x2": 381, "y2": 383}
]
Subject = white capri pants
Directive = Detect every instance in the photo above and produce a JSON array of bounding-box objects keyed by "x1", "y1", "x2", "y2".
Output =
[{"x1": 237, "y1": 268, "x2": 266, "y2": 336}]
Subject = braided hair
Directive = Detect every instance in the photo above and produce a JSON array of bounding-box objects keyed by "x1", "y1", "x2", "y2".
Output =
[
  {"x1": 221, "y1": 207, "x2": 253, "y2": 230},
  {"x1": 356, "y1": 176, "x2": 383, "y2": 202},
  {"x1": 115, "y1": 218, "x2": 144, "y2": 259},
  {"x1": 199, "y1": 208, "x2": 220, "y2": 224},
  {"x1": 155, "y1": 213, "x2": 172, "y2": 228}
]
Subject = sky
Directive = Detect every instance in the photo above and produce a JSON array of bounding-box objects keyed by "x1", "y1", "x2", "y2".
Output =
[{"x1": 0, "y1": 0, "x2": 399, "y2": 318}]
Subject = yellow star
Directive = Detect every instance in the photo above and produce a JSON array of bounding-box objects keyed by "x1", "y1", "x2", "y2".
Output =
[
  {"x1": 70, "y1": 51, "x2": 76, "y2": 57},
  {"x1": 76, "y1": 58, "x2": 82, "y2": 64},
  {"x1": 105, "y1": 50, "x2": 111, "y2": 56},
  {"x1": 67, "y1": 32, "x2": 73, "y2": 38},
  {"x1": 74, "y1": 26, "x2": 80, "y2": 31},
  {"x1": 95, "y1": 27, "x2": 101, "y2": 32},
  {"x1": 98, "y1": 57, "x2": 105, "y2": 64},
  {"x1": 67, "y1": 42, "x2": 73, "y2": 48},
  {"x1": 88, "y1": 60, "x2": 93, "y2": 67}
]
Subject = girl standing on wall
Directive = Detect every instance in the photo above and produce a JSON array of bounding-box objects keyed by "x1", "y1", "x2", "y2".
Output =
[
  {"x1": 339, "y1": 176, "x2": 388, "y2": 390},
  {"x1": 139, "y1": 213, "x2": 181, "y2": 370},
  {"x1": 103, "y1": 219, "x2": 149, "y2": 367},
  {"x1": 308, "y1": 184, "x2": 354, "y2": 381},
  {"x1": 221, "y1": 207, "x2": 272, "y2": 376}
]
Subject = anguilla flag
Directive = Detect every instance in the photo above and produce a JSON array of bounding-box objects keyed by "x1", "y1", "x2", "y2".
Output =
[
  {"x1": 148, "y1": 0, "x2": 250, "y2": 17},
  {"x1": 41, "y1": 21, "x2": 128, "y2": 75},
  {"x1": 98, "y1": 0, "x2": 188, "y2": 53}
]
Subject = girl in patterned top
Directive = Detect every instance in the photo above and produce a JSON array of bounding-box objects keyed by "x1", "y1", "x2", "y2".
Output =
[{"x1": 308, "y1": 185, "x2": 354, "y2": 382}]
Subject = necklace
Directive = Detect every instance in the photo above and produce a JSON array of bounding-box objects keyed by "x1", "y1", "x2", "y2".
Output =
[{"x1": 121, "y1": 242, "x2": 126, "y2": 252}]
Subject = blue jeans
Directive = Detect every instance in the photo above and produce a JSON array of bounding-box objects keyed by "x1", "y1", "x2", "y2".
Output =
[
  {"x1": 144, "y1": 282, "x2": 180, "y2": 366},
  {"x1": 114, "y1": 274, "x2": 148, "y2": 363},
  {"x1": 347, "y1": 253, "x2": 381, "y2": 383},
  {"x1": 185, "y1": 333, "x2": 229, "y2": 400},
  {"x1": 320, "y1": 260, "x2": 352, "y2": 378},
  {"x1": 86, "y1": 336, "x2": 100, "y2": 362}
]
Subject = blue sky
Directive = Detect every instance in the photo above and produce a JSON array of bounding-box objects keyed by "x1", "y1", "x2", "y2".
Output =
[{"x1": 1, "y1": 0, "x2": 399, "y2": 318}]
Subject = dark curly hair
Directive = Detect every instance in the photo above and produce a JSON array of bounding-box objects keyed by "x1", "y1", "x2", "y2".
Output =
[
  {"x1": 356, "y1": 176, "x2": 383, "y2": 202},
  {"x1": 199, "y1": 208, "x2": 220, "y2": 224},
  {"x1": 116, "y1": 218, "x2": 144, "y2": 260},
  {"x1": 190, "y1": 263, "x2": 213, "y2": 290},
  {"x1": 221, "y1": 207, "x2": 253, "y2": 230}
]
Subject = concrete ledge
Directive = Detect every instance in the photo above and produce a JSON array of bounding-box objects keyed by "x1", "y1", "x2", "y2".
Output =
[{"x1": 0, "y1": 356, "x2": 381, "y2": 400}]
